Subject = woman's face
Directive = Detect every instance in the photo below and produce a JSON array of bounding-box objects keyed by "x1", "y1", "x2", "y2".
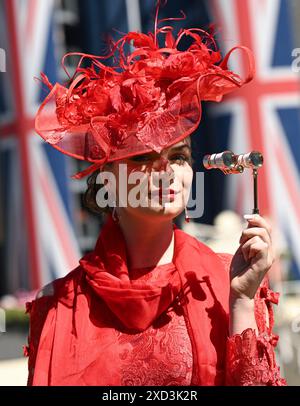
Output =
[{"x1": 107, "y1": 138, "x2": 193, "y2": 221}]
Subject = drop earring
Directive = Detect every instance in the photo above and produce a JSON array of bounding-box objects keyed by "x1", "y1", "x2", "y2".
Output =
[
  {"x1": 112, "y1": 207, "x2": 118, "y2": 223},
  {"x1": 184, "y1": 207, "x2": 190, "y2": 223}
]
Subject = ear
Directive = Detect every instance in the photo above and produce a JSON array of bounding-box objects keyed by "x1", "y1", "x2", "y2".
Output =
[{"x1": 98, "y1": 168, "x2": 117, "y2": 207}]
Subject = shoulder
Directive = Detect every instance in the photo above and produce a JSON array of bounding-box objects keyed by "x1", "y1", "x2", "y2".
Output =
[
  {"x1": 35, "y1": 282, "x2": 54, "y2": 299},
  {"x1": 176, "y1": 227, "x2": 233, "y2": 278},
  {"x1": 176, "y1": 228, "x2": 233, "y2": 310},
  {"x1": 26, "y1": 266, "x2": 84, "y2": 335},
  {"x1": 26, "y1": 266, "x2": 83, "y2": 385},
  {"x1": 26, "y1": 266, "x2": 83, "y2": 355},
  {"x1": 216, "y1": 253, "x2": 233, "y2": 271},
  {"x1": 177, "y1": 227, "x2": 233, "y2": 266},
  {"x1": 34, "y1": 265, "x2": 83, "y2": 300}
]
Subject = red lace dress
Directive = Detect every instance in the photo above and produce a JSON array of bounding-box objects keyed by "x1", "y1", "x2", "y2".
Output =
[
  {"x1": 110, "y1": 260, "x2": 285, "y2": 386},
  {"x1": 25, "y1": 261, "x2": 285, "y2": 386},
  {"x1": 25, "y1": 216, "x2": 286, "y2": 386},
  {"x1": 117, "y1": 263, "x2": 193, "y2": 386}
]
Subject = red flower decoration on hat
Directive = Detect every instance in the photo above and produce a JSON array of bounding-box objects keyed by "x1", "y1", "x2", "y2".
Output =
[{"x1": 35, "y1": 2, "x2": 255, "y2": 179}]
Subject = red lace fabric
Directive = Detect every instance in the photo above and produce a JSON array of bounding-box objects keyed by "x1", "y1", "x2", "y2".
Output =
[
  {"x1": 218, "y1": 254, "x2": 287, "y2": 386},
  {"x1": 25, "y1": 265, "x2": 285, "y2": 386},
  {"x1": 24, "y1": 224, "x2": 286, "y2": 386},
  {"x1": 117, "y1": 262, "x2": 193, "y2": 386}
]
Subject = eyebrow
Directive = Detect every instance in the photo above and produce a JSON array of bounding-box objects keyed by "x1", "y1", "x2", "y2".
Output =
[
  {"x1": 129, "y1": 143, "x2": 191, "y2": 161},
  {"x1": 169, "y1": 144, "x2": 192, "y2": 153}
]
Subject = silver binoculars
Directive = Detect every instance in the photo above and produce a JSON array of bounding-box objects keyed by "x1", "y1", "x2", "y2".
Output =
[
  {"x1": 203, "y1": 150, "x2": 263, "y2": 174},
  {"x1": 203, "y1": 150, "x2": 263, "y2": 214}
]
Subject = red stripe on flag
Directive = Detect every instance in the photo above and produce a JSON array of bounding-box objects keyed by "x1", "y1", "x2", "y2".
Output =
[
  {"x1": 213, "y1": 0, "x2": 300, "y2": 216},
  {"x1": 232, "y1": 0, "x2": 270, "y2": 215},
  {"x1": 26, "y1": 0, "x2": 37, "y2": 41},
  {"x1": 229, "y1": 79, "x2": 300, "y2": 99},
  {"x1": 39, "y1": 169, "x2": 78, "y2": 270},
  {"x1": 5, "y1": 0, "x2": 41, "y2": 289},
  {"x1": 0, "y1": 118, "x2": 35, "y2": 138}
]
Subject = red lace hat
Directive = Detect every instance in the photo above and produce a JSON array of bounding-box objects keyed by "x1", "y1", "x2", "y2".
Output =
[{"x1": 35, "y1": 2, "x2": 255, "y2": 179}]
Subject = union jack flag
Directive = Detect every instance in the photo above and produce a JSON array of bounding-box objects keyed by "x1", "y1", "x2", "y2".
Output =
[
  {"x1": 0, "y1": 0, "x2": 80, "y2": 293},
  {"x1": 209, "y1": 0, "x2": 300, "y2": 279}
]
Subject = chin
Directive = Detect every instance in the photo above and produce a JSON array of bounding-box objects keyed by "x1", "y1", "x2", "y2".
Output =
[
  {"x1": 127, "y1": 204, "x2": 184, "y2": 221},
  {"x1": 121, "y1": 191, "x2": 187, "y2": 221}
]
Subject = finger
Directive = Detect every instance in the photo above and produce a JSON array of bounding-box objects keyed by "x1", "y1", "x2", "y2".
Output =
[
  {"x1": 243, "y1": 214, "x2": 272, "y2": 237},
  {"x1": 241, "y1": 236, "x2": 268, "y2": 261},
  {"x1": 248, "y1": 241, "x2": 269, "y2": 260},
  {"x1": 239, "y1": 227, "x2": 271, "y2": 246}
]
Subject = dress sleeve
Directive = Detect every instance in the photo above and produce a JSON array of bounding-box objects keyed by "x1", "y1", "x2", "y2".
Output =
[{"x1": 217, "y1": 253, "x2": 287, "y2": 386}]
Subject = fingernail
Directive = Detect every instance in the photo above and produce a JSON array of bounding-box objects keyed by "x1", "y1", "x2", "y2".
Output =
[{"x1": 243, "y1": 214, "x2": 255, "y2": 220}]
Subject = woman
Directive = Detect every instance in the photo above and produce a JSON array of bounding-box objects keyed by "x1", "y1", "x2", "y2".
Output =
[{"x1": 26, "y1": 2, "x2": 286, "y2": 386}]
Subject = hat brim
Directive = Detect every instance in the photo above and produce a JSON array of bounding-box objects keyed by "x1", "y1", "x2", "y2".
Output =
[{"x1": 35, "y1": 80, "x2": 203, "y2": 164}]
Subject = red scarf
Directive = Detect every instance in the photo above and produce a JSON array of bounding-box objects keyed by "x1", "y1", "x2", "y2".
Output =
[
  {"x1": 80, "y1": 218, "x2": 182, "y2": 331},
  {"x1": 29, "y1": 215, "x2": 231, "y2": 385}
]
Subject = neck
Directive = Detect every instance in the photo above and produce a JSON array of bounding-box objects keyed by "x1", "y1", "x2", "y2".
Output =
[{"x1": 118, "y1": 211, "x2": 175, "y2": 269}]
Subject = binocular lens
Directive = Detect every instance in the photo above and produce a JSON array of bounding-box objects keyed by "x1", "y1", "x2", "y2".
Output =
[
  {"x1": 204, "y1": 150, "x2": 263, "y2": 170},
  {"x1": 203, "y1": 151, "x2": 235, "y2": 170},
  {"x1": 249, "y1": 151, "x2": 263, "y2": 168},
  {"x1": 238, "y1": 151, "x2": 263, "y2": 168}
]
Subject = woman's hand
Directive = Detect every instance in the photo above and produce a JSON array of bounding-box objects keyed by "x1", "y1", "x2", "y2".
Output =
[
  {"x1": 229, "y1": 214, "x2": 275, "y2": 335},
  {"x1": 230, "y1": 214, "x2": 274, "y2": 300}
]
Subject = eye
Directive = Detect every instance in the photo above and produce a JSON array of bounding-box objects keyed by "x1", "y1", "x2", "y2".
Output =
[
  {"x1": 129, "y1": 154, "x2": 152, "y2": 163},
  {"x1": 170, "y1": 154, "x2": 189, "y2": 165}
]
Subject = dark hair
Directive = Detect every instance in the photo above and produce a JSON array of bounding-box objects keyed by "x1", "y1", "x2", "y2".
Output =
[
  {"x1": 83, "y1": 137, "x2": 194, "y2": 215},
  {"x1": 83, "y1": 169, "x2": 111, "y2": 216}
]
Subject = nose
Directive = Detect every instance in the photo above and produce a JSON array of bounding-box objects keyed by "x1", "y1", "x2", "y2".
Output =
[
  {"x1": 154, "y1": 157, "x2": 171, "y2": 172},
  {"x1": 153, "y1": 156, "x2": 175, "y2": 184}
]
